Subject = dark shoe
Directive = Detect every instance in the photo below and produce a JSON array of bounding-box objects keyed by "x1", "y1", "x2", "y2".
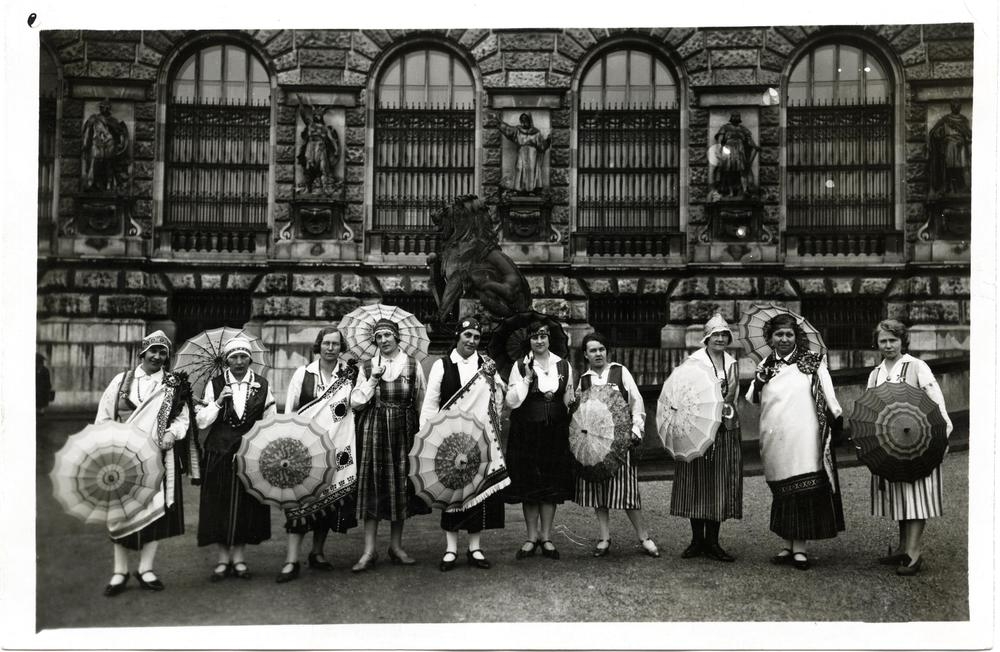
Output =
[
  {"x1": 466, "y1": 549, "x2": 492, "y2": 569},
  {"x1": 681, "y1": 541, "x2": 703, "y2": 559},
  {"x1": 704, "y1": 543, "x2": 735, "y2": 563},
  {"x1": 640, "y1": 538, "x2": 661, "y2": 558},
  {"x1": 135, "y1": 570, "x2": 165, "y2": 591},
  {"x1": 540, "y1": 540, "x2": 560, "y2": 560},
  {"x1": 232, "y1": 562, "x2": 251, "y2": 579},
  {"x1": 103, "y1": 572, "x2": 129, "y2": 597},
  {"x1": 439, "y1": 551, "x2": 457, "y2": 572},
  {"x1": 593, "y1": 539, "x2": 611, "y2": 558},
  {"x1": 387, "y1": 548, "x2": 417, "y2": 565},
  {"x1": 515, "y1": 540, "x2": 538, "y2": 560},
  {"x1": 351, "y1": 552, "x2": 378, "y2": 573},
  {"x1": 792, "y1": 552, "x2": 811, "y2": 570},
  {"x1": 307, "y1": 552, "x2": 335, "y2": 571},
  {"x1": 209, "y1": 563, "x2": 231, "y2": 583},
  {"x1": 275, "y1": 562, "x2": 300, "y2": 584},
  {"x1": 896, "y1": 555, "x2": 923, "y2": 576},
  {"x1": 878, "y1": 546, "x2": 908, "y2": 566},
  {"x1": 770, "y1": 548, "x2": 793, "y2": 565}
]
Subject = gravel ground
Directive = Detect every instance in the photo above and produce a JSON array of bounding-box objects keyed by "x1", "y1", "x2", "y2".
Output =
[{"x1": 35, "y1": 415, "x2": 969, "y2": 629}]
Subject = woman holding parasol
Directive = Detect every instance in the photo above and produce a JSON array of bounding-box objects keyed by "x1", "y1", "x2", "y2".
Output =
[
  {"x1": 95, "y1": 330, "x2": 194, "y2": 596},
  {"x1": 349, "y1": 318, "x2": 430, "y2": 571},
  {"x1": 574, "y1": 332, "x2": 660, "y2": 559},
  {"x1": 195, "y1": 337, "x2": 275, "y2": 582},
  {"x1": 666, "y1": 313, "x2": 743, "y2": 562},
  {"x1": 417, "y1": 316, "x2": 510, "y2": 572},
  {"x1": 504, "y1": 320, "x2": 575, "y2": 560},
  {"x1": 865, "y1": 319, "x2": 953, "y2": 576},
  {"x1": 745, "y1": 312, "x2": 844, "y2": 570},
  {"x1": 277, "y1": 326, "x2": 360, "y2": 582}
]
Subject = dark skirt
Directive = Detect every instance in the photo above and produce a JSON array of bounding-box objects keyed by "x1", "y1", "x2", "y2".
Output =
[
  {"x1": 440, "y1": 493, "x2": 505, "y2": 533},
  {"x1": 284, "y1": 495, "x2": 358, "y2": 535},
  {"x1": 197, "y1": 449, "x2": 272, "y2": 547},
  {"x1": 767, "y1": 466, "x2": 846, "y2": 541},
  {"x1": 670, "y1": 425, "x2": 744, "y2": 522},
  {"x1": 504, "y1": 416, "x2": 574, "y2": 505},
  {"x1": 111, "y1": 454, "x2": 184, "y2": 550}
]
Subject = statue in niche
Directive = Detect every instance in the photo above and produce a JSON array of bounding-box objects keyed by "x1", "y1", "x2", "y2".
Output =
[
  {"x1": 498, "y1": 113, "x2": 551, "y2": 195},
  {"x1": 928, "y1": 99, "x2": 971, "y2": 195},
  {"x1": 296, "y1": 95, "x2": 341, "y2": 194},
  {"x1": 81, "y1": 99, "x2": 130, "y2": 192},
  {"x1": 427, "y1": 195, "x2": 531, "y2": 324},
  {"x1": 713, "y1": 112, "x2": 759, "y2": 198}
]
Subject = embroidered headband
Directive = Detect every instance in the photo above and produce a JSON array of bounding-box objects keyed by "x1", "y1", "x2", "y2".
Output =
[
  {"x1": 528, "y1": 324, "x2": 550, "y2": 337},
  {"x1": 139, "y1": 330, "x2": 172, "y2": 355},
  {"x1": 456, "y1": 317, "x2": 482, "y2": 336},
  {"x1": 372, "y1": 318, "x2": 400, "y2": 339},
  {"x1": 223, "y1": 337, "x2": 253, "y2": 361}
]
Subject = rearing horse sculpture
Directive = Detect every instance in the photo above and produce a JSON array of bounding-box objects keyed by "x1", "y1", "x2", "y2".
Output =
[{"x1": 427, "y1": 195, "x2": 531, "y2": 324}]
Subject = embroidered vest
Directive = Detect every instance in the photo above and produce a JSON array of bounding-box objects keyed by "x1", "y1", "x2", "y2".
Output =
[
  {"x1": 440, "y1": 355, "x2": 482, "y2": 405},
  {"x1": 513, "y1": 358, "x2": 569, "y2": 424},
  {"x1": 580, "y1": 364, "x2": 628, "y2": 402}
]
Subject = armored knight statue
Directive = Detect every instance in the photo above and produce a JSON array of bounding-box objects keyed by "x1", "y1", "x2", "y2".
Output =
[
  {"x1": 713, "y1": 112, "x2": 759, "y2": 198},
  {"x1": 297, "y1": 96, "x2": 341, "y2": 194},
  {"x1": 928, "y1": 100, "x2": 971, "y2": 195},
  {"x1": 81, "y1": 99, "x2": 131, "y2": 192}
]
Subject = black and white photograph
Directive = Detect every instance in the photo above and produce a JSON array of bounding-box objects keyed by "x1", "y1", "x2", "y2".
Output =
[{"x1": 1, "y1": 0, "x2": 996, "y2": 649}]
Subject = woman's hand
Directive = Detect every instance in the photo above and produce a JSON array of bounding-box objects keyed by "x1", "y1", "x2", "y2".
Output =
[
  {"x1": 158, "y1": 433, "x2": 176, "y2": 451},
  {"x1": 371, "y1": 363, "x2": 386, "y2": 380},
  {"x1": 215, "y1": 386, "x2": 233, "y2": 407}
]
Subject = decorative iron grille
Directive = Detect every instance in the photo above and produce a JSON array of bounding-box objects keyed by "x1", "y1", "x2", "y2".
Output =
[
  {"x1": 164, "y1": 98, "x2": 270, "y2": 229},
  {"x1": 786, "y1": 99, "x2": 894, "y2": 232},
  {"x1": 577, "y1": 107, "x2": 681, "y2": 233},
  {"x1": 372, "y1": 107, "x2": 476, "y2": 249},
  {"x1": 38, "y1": 96, "x2": 57, "y2": 225},
  {"x1": 588, "y1": 295, "x2": 667, "y2": 348},
  {"x1": 801, "y1": 296, "x2": 884, "y2": 350},
  {"x1": 172, "y1": 290, "x2": 252, "y2": 343}
]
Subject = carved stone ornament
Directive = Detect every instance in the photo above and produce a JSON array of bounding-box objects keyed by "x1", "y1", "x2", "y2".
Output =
[
  {"x1": 291, "y1": 200, "x2": 353, "y2": 241},
  {"x1": 497, "y1": 192, "x2": 552, "y2": 242}
]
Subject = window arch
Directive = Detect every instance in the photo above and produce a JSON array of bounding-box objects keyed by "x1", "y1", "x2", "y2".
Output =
[
  {"x1": 576, "y1": 48, "x2": 681, "y2": 257},
  {"x1": 163, "y1": 42, "x2": 271, "y2": 251},
  {"x1": 785, "y1": 40, "x2": 895, "y2": 253},
  {"x1": 371, "y1": 47, "x2": 477, "y2": 256}
]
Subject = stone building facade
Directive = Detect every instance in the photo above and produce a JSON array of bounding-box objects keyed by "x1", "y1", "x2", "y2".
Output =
[{"x1": 36, "y1": 25, "x2": 973, "y2": 408}]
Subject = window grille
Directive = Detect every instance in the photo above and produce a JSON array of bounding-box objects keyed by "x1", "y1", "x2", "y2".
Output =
[
  {"x1": 164, "y1": 44, "x2": 271, "y2": 232},
  {"x1": 373, "y1": 49, "x2": 475, "y2": 255},
  {"x1": 786, "y1": 44, "x2": 894, "y2": 234},
  {"x1": 172, "y1": 291, "x2": 252, "y2": 343},
  {"x1": 588, "y1": 295, "x2": 666, "y2": 348},
  {"x1": 801, "y1": 296, "x2": 884, "y2": 350},
  {"x1": 38, "y1": 46, "x2": 58, "y2": 228},
  {"x1": 577, "y1": 50, "x2": 680, "y2": 237}
]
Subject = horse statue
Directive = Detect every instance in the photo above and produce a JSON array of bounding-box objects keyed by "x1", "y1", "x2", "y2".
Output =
[{"x1": 427, "y1": 195, "x2": 531, "y2": 324}]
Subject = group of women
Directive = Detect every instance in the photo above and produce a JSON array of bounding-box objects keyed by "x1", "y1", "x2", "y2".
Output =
[{"x1": 93, "y1": 310, "x2": 953, "y2": 596}]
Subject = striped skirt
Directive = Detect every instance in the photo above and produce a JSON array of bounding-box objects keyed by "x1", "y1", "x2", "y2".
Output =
[
  {"x1": 871, "y1": 466, "x2": 943, "y2": 520},
  {"x1": 670, "y1": 425, "x2": 743, "y2": 522},
  {"x1": 574, "y1": 451, "x2": 641, "y2": 510}
]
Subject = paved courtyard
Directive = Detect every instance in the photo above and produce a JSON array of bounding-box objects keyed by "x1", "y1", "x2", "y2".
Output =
[{"x1": 34, "y1": 414, "x2": 970, "y2": 630}]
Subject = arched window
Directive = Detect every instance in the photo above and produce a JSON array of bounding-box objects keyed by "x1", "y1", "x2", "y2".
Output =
[
  {"x1": 38, "y1": 45, "x2": 59, "y2": 234},
  {"x1": 785, "y1": 42, "x2": 894, "y2": 253},
  {"x1": 164, "y1": 43, "x2": 271, "y2": 252},
  {"x1": 577, "y1": 48, "x2": 680, "y2": 257},
  {"x1": 372, "y1": 47, "x2": 476, "y2": 256}
]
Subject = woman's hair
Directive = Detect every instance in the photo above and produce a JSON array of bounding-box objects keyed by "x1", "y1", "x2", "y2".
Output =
[
  {"x1": 763, "y1": 313, "x2": 810, "y2": 353},
  {"x1": 581, "y1": 331, "x2": 609, "y2": 352},
  {"x1": 872, "y1": 319, "x2": 909, "y2": 352},
  {"x1": 313, "y1": 326, "x2": 344, "y2": 354},
  {"x1": 527, "y1": 321, "x2": 549, "y2": 337}
]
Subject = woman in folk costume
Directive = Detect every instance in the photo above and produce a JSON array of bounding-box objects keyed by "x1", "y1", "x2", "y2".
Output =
[
  {"x1": 277, "y1": 327, "x2": 359, "y2": 583},
  {"x1": 349, "y1": 318, "x2": 430, "y2": 571},
  {"x1": 746, "y1": 313, "x2": 844, "y2": 571},
  {"x1": 867, "y1": 319, "x2": 953, "y2": 576},
  {"x1": 95, "y1": 330, "x2": 195, "y2": 596},
  {"x1": 665, "y1": 314, "x2": 743, "y2": 562},
  {"x1": 195, "y1": 337, "x2": 275, "y2": 581},
  {"x1": 575, "y1": 332, "x2": 660, "y2": 559},
  {"x1": 418, "y1": 316, "x2": 510, "y2": 572},
  {"x1": 504, "y1": 320, "x2": 575, "y2": 560}
]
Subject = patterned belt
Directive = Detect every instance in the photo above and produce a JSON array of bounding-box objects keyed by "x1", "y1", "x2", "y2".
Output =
[{"x1": 377, "y1": 401, "x2": 410, "y2": 408}]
